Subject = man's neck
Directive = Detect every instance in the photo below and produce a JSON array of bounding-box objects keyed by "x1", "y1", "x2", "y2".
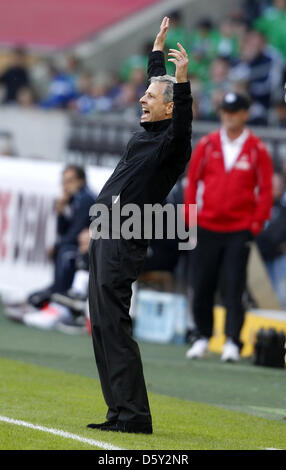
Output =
[{"x1": 224, "y1": 127, "x2": 245, "y2": 142}]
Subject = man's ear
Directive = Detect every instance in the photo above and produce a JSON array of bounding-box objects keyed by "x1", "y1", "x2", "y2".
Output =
[
  {"x1": 244, "y1": 110, "x2": 249, "y2": 122},
  {"x1": 166, "y1": 101, "x2": 174, "y2": 116}
]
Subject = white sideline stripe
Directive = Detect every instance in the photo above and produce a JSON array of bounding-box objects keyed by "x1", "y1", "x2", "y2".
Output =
[
  {"x1": 1, "y1": 416, "x2": 282, "y2": 452},
  {"x1": 0, "y1": 415, "x2": 124, "y2": 450},
  {"x1": 265, "y1": 448, "x2": 283, "y2": 451}
]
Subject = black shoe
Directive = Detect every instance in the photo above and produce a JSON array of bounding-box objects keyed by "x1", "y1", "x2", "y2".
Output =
[
  {"x1": 56, "y1": 315, "x2": 87, "y2": 335},
  {"x1": 51, "y1": 291, "x2": 86, "y2": 314},
  {"x1": 27, "y1": 287, "x2": 53, "y2": 309},
  {"x1": 100, "y1": 420, "x2": 153, "y2": 434},
  {"x1": 87, "y1": 420, "x2": 117, "y2": 430}
]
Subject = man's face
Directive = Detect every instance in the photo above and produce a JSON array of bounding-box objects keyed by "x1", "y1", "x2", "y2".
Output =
[
  {"x1": 139, "y1": 82, "x2": 173, "y2": 122},
  {"x1": 62, "y1": 169, "x2": 84, "y2": 197},
  {"x1": 220, "y1": 109, "x2": 249, "y2": 131}
]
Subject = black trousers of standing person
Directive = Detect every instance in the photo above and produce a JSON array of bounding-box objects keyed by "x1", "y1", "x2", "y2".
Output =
[
  {"x1": 88, "y1": 235, "x2": 152, "y2": 425},
  {"x1": 192, "y1": 226, "x2": 252, "y2": 348}
]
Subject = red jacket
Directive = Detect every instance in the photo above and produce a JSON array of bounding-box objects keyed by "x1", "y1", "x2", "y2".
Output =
[{"x1": 184, "y1": 129, "x2": 273, "y2": 235}]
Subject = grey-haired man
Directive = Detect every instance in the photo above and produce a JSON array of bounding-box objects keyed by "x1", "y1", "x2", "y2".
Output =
[{"x1": 87, "y1": 17, "x2": 193, "y2": 434}]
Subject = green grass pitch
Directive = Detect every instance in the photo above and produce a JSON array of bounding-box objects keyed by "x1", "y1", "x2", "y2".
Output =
[{"x1": 0, "y1": 310, "x2": 285, "y2": 450}]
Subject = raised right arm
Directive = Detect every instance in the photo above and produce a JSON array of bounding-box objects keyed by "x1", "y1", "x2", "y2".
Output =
[{"x1": 147, "y1": 16, "x2": 169, "y2": 81}]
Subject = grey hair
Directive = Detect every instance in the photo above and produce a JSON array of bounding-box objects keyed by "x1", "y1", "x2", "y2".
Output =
[{"x1": 150, "y1": 75, "x2": 177, "y2": 103}]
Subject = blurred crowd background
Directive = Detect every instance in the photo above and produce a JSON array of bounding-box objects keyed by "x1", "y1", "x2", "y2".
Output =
[{"x1": 0, "y1": 0, "x2": 285, "y2": 126}]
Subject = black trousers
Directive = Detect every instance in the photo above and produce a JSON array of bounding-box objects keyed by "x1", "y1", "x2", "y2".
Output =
[
  {"x1": 192, "y1": 227, "x2": 252, "y2": 346},
  {"x1": 88, "y1": 236, "x2": 152, "y2": 424},
  {"x1": 53, "y1": 243, "x2": 77, "y2": 293}
]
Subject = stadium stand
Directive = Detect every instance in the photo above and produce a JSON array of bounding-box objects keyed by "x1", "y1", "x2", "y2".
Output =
[
  {"x1": 0, "y1": 1, "x2": 284, "y2": 124},
  {"x1": 0, "y1": 0, "x2": 163, "y2": 49}
]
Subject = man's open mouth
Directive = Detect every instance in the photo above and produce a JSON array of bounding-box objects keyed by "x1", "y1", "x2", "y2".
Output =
[{"x1": 142, "y1": 108, "x2": 150, "y2": 118}]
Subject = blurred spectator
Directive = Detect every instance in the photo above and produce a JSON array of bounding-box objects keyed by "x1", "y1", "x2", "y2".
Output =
[
  {"x1": 165, "y1": 9, "x2": 187, "y2": 50},
  {"x1": 164, "y1": 10, "x2": 188, "y2": 75},
  {"x1": 51, "y1": 165, "x2": 96, "y2": 292},
  {"x1": 28, "y1": 58, "x2": 55, "y2": 101},
  {"x1": 0, "y1": 47, "x2": 30, "y2": 103},
  {"x1": 64, "y1": 55, "x2": 82, "y2": 88},
  {"x1": 120, "y1": 41, "x2": 152, "y2": 82},
  {"x1": 68, "y1": 72, "x2": 94, "y2": 114},
  {"x1": 229, "y1": 13, "x2": 249, "y2": 44},
  {"x1": 69, "y1": 73, "x2": 114, "y2": 114},
  {"x1": 256, "y1": 172, "x2": 286, "y2": 308},
  {"x1": 129, "y1": 67, "x2": 147, "y2": 100},
  {"x1": 254, "y1": 0, "x2": 286, "y2": 60},
  {"x1": 91, "y1": 80, "x2": 113, "y2": 113},
  {"x1": 39, "y1": 63, "x2": 78, "y2": 109},
  {"x1": 197, "y1": 57, "x2": 232, "y2": 120},
  {"x1": 215, "y1": 19, "x2": 240, "y2": 60},
  {"x1": 184, "y1": 92, "x2": 273, "y2": 362},
  {"x1": 106, "y1": 72, "x2": 123, "y2": 100},
  {"x1": 113, "y1": 82, "x2": 140, "y2": 117},
  {"x1": 240, "y1": 0, "x2": 270, "y2": 24},
  {"x1": 188, "y1": 18, "x2": 220, "y2": 82},
  {"x1": 229, "y1": 30, "x2": 284, "y2": 124},
  {"x1": 28, "y1": 165, "x2": 97, "y2": 308}
]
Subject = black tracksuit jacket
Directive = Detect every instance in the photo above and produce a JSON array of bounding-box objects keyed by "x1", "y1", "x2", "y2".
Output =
[
  {"x1": 88, "y1": 52, "x2": 192, "y2": 425},
  {"x1": 94, "y1": 50, "x2": 193, "y2": 214}
]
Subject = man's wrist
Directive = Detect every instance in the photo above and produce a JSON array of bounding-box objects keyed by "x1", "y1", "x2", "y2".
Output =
[
  {"x1": 152, "y1": 43, "x2": 164, "y2": 51},
  {"x1": 176, "y1": 76, "x2": 188, "y2": 83}
]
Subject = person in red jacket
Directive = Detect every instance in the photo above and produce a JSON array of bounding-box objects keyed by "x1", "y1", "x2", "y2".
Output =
[{"x1": 184, "y1": 92, "x2": 273, "y2": 362}]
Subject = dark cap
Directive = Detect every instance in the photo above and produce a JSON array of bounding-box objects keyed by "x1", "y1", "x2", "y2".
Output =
[{"x1": 220, "y1": 92, "x2": 250, "y2": 112}]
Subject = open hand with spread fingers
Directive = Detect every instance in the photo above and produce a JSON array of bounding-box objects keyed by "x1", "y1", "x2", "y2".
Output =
[
  {"x1": 153, "y1": 16, "x2": 169, "y2": 52},
  {"x1": 168, "y1": 43, "x2": 189, "y2": 83}
]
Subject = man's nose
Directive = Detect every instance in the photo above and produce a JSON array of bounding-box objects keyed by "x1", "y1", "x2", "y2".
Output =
[{"x1": 139, "y1": 95, "x2": 146, "y2": 103}]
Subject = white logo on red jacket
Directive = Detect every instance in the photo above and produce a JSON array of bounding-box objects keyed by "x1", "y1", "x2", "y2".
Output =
[{"x1": 235, "y1": 154, "x2": 251, "y2": 170}]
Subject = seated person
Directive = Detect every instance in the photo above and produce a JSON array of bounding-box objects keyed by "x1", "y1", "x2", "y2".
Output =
[
  {"x1": 28, "y1": 165, "x2": 97, "y2": 308},
  {"x1": 4, "y1": 228, "x2": 92, "y2": 329}
]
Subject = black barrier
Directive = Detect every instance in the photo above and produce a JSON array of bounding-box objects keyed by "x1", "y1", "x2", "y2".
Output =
[{"x1": 66, "y1": 114, "x2": 286, "y2": 169}]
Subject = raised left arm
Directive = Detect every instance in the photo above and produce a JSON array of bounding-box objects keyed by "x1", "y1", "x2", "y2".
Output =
[
  {"x1": 167, "y1": 43, "x2": 192, "y2": 142},
  {"x1": 168, "y1": 42, "x2": 189, "y2": 83}
]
